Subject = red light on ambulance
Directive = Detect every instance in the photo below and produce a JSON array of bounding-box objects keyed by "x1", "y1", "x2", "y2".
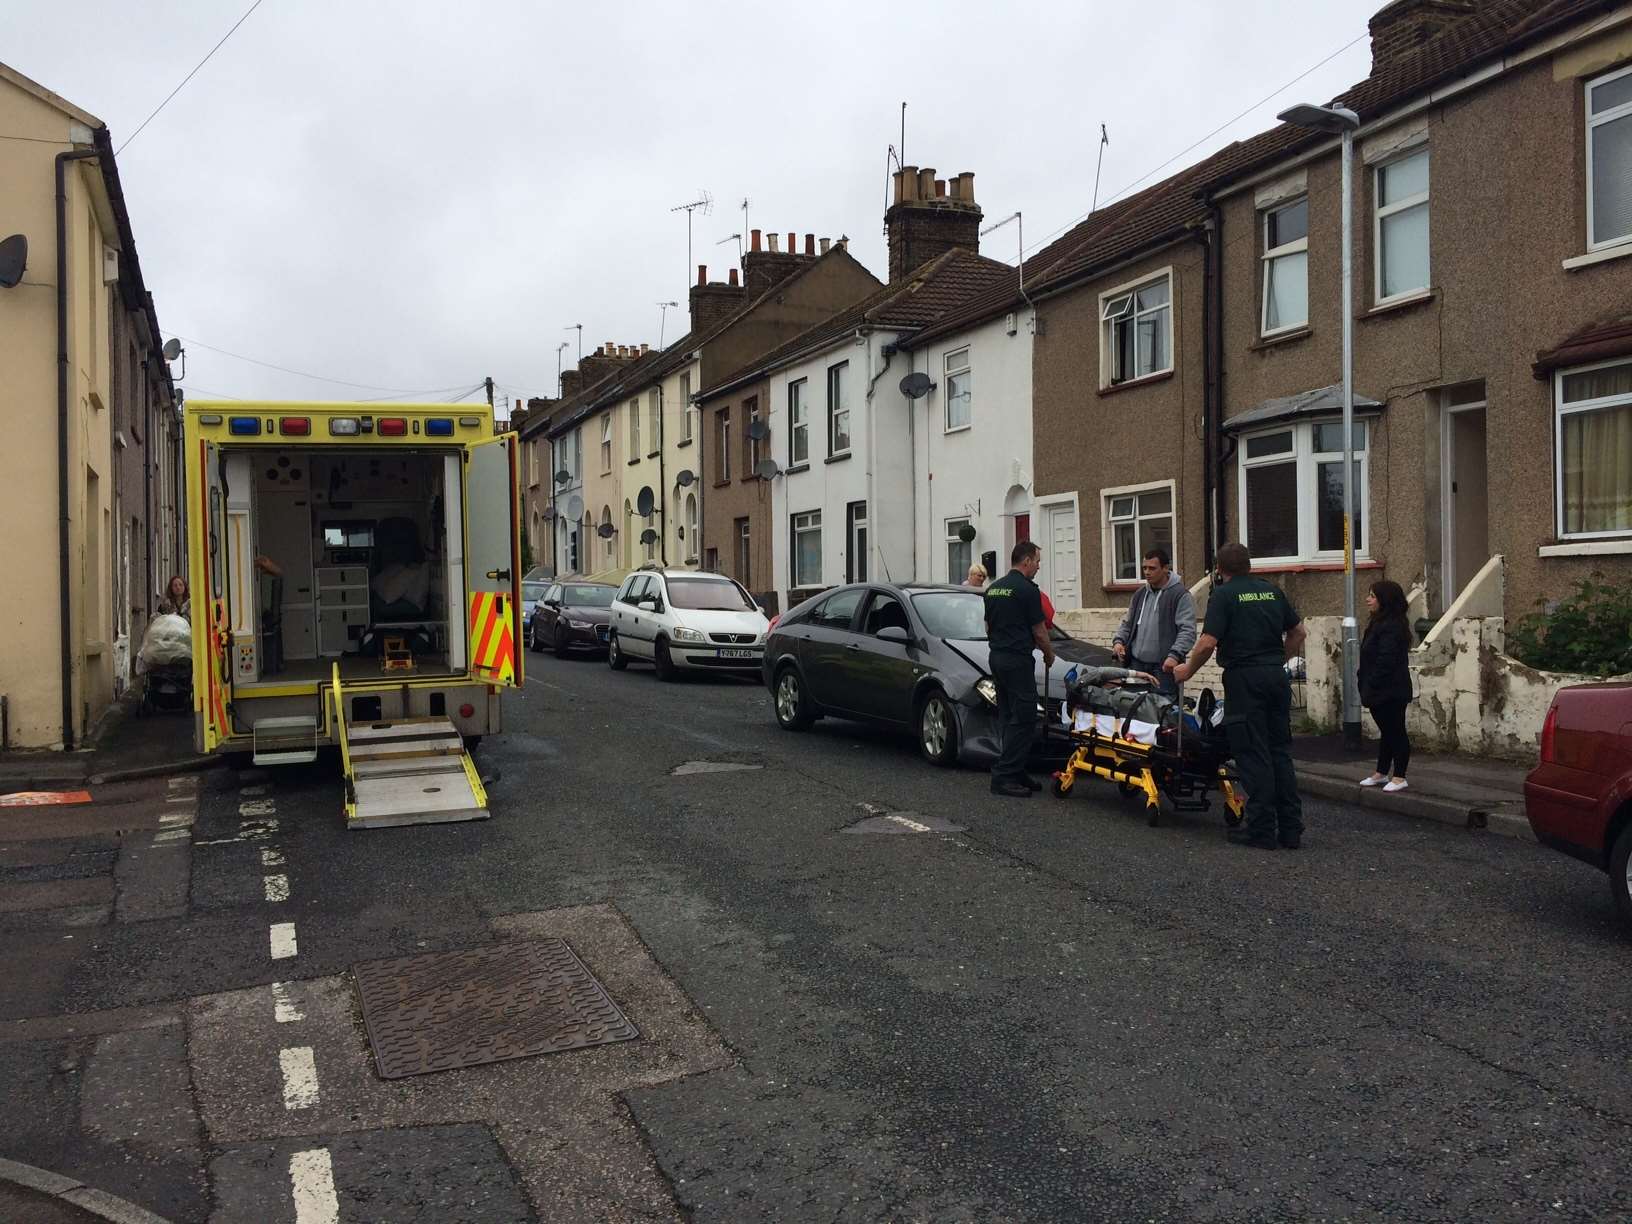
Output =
[
  {"x1": 377, "y1": 418, "x2": 408, "y2": 436},
  {"x1": 458, "y1": 703, "x2": 475, "y2": 719},
  {"x1": 279, "y1": 417, "x2": 311, "y2": 436}
]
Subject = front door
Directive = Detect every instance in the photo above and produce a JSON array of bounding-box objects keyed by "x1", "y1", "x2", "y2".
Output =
[
  {"x1": 466, "y1": 435, "x2": 522, "y2": 687},
  {"x1": 1042, "y1": 503, "x2": 1079, "y2": 609},
  {"x1": 1445, "y1": 406, "x2": 1489, "y2": 602}
]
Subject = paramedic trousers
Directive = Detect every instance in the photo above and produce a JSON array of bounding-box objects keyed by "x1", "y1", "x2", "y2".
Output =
[
  {"x1": 1129, "y1": 655, "x2": 1178, "y2": 699},
  {"x1": 1222, "y1": 663, "x2": 1303, "y2": 844},
  {"x1": 990, "y1": 649, "x2": 1038, "y2": 786}
]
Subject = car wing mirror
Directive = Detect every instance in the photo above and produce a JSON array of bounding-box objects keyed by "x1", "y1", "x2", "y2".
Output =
[
  {"x1": 875, "y1": 626, "x2": 912, "y2": 645},
  {"x1": 637, "y1": 599, "x2": 658, "y2": 612}
]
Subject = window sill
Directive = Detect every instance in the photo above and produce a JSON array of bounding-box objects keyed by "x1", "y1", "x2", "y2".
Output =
[
  {"x1": 785, "y1": 463, "x2": 810, "y2": 475},
  {"x1": 84, "y1": 640, "x2": 105, "y2": 657},
  {"x1": 1103, "y1": 581, "x2": 1143, "y2": 592},
  {"x1": 1097, "y1": 370, "x2": 1174, "y2": 398},
  {"x1": 1248, "y1": 559, "x2": 1383, "y2": 574},
  {"x1": 737, "y1": 474, "x2": 764, "y2": 484},
  {"x1": 601, "y1": 468, "x2": 612, "y2": 477},
  {"x1": 1362, "y1": 289, "x2": 1434, "y2": 320},
  {"x1": 1250, "y1": 326, "x2": 1312, "y2": 352},
  {"x1": 676, "y1": 438, "x2": 693, "y2": 449},
  {"x1": 1562, "y1": 242, "x2": 1632, "y2": 271},
  {"x1": 713, "y1": 480, "x2": 731, "y2": 489},
  {"x1": 626, "y1": 457, "x2": 641, "y2": 466},
  {"x1": 647, "y1": 451, "x2": 660, "y2": 460},
  {"x1": 824, "y1": 453, "x2": 852, "y2": 465},
  {"x1": 1538, "y1": 539, "x2": 1632, "y2": 557},
  {"x1": 944, "y1": 424, "x2": 972, "y2": 436}
]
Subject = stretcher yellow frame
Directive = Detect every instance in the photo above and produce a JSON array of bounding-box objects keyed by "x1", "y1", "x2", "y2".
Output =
[{"x1": 1050, "y1": 729, "x2": 1245, "y2": 828}]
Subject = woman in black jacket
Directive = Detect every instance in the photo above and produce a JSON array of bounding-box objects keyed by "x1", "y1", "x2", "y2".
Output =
[{"x1": 1358, "y1": 579, "x2": 1414, "y2": 792}]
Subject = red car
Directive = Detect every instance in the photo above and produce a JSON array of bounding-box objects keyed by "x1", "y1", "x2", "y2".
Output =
[{"x1": 1525, "y1": 682, "x2": 1632, "y2": 921}]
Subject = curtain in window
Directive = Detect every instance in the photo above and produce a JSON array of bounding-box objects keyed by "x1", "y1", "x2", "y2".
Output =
[
  {"x1": 1246, "y1": 461, "x2": 1298, "y2": 557},
  {"x1": 1562, "y1": 403, "x2": 1632, "y2": 534}
]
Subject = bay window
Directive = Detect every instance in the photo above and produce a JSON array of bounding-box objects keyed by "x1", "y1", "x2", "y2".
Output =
[
  {"x1": 1101, "y1": 272, "x2": 1172, "y2": 386},
  {"x1": 1555, "y1": 358, "x2": 1632, "y2": 538},
  {"x1": 1238, "y1": 420, "x2": 1369, "y2": 563},
  {"x1": 1375, "y1": 149, "x2": 1430, "y2": 302}
]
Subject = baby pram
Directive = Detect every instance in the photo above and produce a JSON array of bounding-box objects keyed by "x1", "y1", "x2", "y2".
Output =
[
  {"x1": 136, "y1": 613, "x2": 194, "y2": 717},
  {"x1": 1049, "y1": 672, "x2": 1244, "y2": 828}
]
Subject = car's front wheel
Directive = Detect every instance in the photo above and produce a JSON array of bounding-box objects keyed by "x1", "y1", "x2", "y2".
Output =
[
  {"x1": 654, "y1": 639, "x2": 678, "y2": 682},
  {"x1": 774, "y1": 666, "x2": 815, "y2": 731},
  {"x1": 553, "y1": 626, "x2": 570, "y2": 659},
  {"x1": 607, "y1": 632, "x2": 628, "y2": 671},
  {"x1": 1609, "y1": 816, "x2": 1632, "y2": 925},
  {"x1": 526, "y1": 621, "x2": 540, "y2": 652},
  {"x1": 918, "y1": 690, "x2": 960, "y2": 767}
]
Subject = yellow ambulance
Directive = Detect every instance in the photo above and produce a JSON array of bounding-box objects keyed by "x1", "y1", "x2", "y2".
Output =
[{"x1": 183, "y1": 401, "x2": 521, "y2": 827}]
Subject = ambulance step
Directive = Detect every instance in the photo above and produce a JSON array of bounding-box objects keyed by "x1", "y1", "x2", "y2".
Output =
[
  {"x1": 346, "y1": 717, "x2": 465, "y2": 762},
  {"x1": 253, "y1": 715, "x2": 320, "y2": 766},
  {"x1": 347, "y1": 755, "x2": 487, "y2": 829}
]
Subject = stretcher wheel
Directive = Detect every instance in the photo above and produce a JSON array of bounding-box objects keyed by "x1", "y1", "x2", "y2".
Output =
[
  {"x1": 1147, "y1": 808, "x2": 1161, "y2": 828},
  {"x1": 1225, "y1": 811, "x2": 1244, "y2": 828},
  {"x1": 1117, "y1": 780, "x2": 1136, "y2": 797},
  {"x1": 1050, "y1": 776, "x2": 1069, "y2": 799}
]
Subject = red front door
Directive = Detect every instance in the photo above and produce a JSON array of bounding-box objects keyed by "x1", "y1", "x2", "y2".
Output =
[{"x1": 1015, "y1": 513, "x2": 1031, "y2": 545}]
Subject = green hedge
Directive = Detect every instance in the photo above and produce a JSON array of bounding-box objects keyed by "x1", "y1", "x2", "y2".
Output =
[{"x1": 1507, "y1": 576, "x2": 1632, "y2": 677}]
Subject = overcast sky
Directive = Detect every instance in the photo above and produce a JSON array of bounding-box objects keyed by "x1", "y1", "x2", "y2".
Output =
[{"x1": 5, "y1": 0, "x2": 1379, "y2": 412}]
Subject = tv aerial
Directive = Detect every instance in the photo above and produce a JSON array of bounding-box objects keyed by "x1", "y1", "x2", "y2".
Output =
[{"x1": 671, "y1": 189, "x2": 714, "y2": 288}]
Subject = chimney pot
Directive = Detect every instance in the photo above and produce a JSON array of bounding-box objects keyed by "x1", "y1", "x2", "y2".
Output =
[
  {"x1": 918, "y1": 167, "x2": 937, "y2": 198},
  {"x1": 767, "y1": 233, "x2": 779, "y2": 252},
  {"x1": 892, "y1": 169, "x2": 907, "y2": 204},
  {"x1": 902, "y1": 166, "x2": 919, "y2": 201},
  {"x1": 958, "y1": 171, "x2": 976, "y2": 202},
  {"x1": 787, "y1": 232, "x2": 796, "y2": 254},
  {"x1": 819, "y1": 237, "x2": 831, "y2": 254},
  {"x1": 697, "y1": 264, "x2": 707, "y2": 285},
  {"x1": 750, "y1": 228, "x2": 762, "y2": 252},
  {"x1": 805, "y1": 233, "x2": 815, "y2": 255},
  {"x1": 728, "y1": 268, "x2": 739, "y2": 286},
  {"x1": 935, "y1": 179, "x2": 947, "y2": 197}
]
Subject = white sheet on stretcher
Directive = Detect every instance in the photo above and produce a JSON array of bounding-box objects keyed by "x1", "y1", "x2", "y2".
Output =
[{"x1": 1060, "y1": 704, "x2": 1161, "y2": 745}]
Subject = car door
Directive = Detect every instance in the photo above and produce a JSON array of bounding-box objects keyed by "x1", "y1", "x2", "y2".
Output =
[
  {"x1": 801, "y1": 587, "x2": 866, "y2": 714},
  {"x1": 613, "y1": 576, "x2": 645, "y2": 655},
  {"x1": 847, "y1": 589, "x2": 920, "y2": 726},
  {"x1": 622, "y1": 576, "x2": 655, "y2": 659},
  {"x1": 538, "y1": 584, "x2": 562, "y2": 639}
]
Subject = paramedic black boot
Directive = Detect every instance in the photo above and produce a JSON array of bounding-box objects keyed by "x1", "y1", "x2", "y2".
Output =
[{"x1": 1226, "y1": 828, "x2": 1277, "y2": 850}]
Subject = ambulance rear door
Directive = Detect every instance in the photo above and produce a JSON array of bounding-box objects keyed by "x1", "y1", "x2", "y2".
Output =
[{"x1": 464, "y1": 435, "x2": 522, "y2": 687}]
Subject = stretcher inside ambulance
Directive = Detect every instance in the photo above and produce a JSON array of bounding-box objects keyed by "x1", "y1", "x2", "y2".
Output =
[{"x1": 185, "y1": 405, "x2": 521, "y2": 803}]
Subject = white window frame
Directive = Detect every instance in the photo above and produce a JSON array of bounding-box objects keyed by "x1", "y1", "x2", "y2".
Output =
[
  {"x1": 717, "y1": 407, "x2": 731, "y2": 482},
  {"x1": 747, "y1": 397, "x2": 764, "y2": 473},
  {"x1": 1237, "y1": 419, "x2": 1371, "y2": 565},
  {"x1": 735, "y1": 515, "x2": 751, "y2": 583},
  {"x1": 647, "y1": 390, "x2": 660, "y2": 456},
  {"x1": 1588, "y1": 64, "x2": 1632, "y2": 252},
  {"x1": 680, "y1": 372, "x2": 694, "y2": 442},
  {"x1": 628, "y1": 398, "x2": 640, "y2": 456},
  {"x1": 1553, "y1": 357, "x2": 1632, "y2": 540},
  {"x1": 1374, "y1": 148, "x2": 1430, "y2": 305},
  {"x1": 1100, "y1": 479, "x2": 1177, "y2": 585},
  {"x1": 600, "y1": 412, "x2": 612, "y2": 473},
  {"x1": 1260, "y1": 197, "x2": 1309, "y2": 337},
  {"x1": 791, "y1": 509, "x2": 822, "y2": 588},
  {"x1": 945, "y1": 517, "x2": 973, "y2": 583},
  {"x1": 944, "y1": 347, "x2": 972, "y2": 432},
  {"x1": 1098, "y1": 268, "x2": 1173, "y2": 388},
  {"x1": 827, "y1": 361, "x2": 850, "y2": 456},
  {"x1": 788, "y1": 378, "x2": 809, "y2": 467}
]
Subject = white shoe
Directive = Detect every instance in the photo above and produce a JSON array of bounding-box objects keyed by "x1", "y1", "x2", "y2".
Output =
[
  {"x1": 1383, "y1": 778, "x2": 1409, "y2": 792},
  {"x1": 1359, "y1": 775, "x2": 1385, "y2": 787}
]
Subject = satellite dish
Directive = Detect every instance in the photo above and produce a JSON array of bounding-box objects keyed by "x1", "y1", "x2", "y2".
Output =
[
  {"x1": 753, "y1": 459, "x2": 781, "y2": 481},
  {"x1": 542, "y1": 506, "x2": 557, "y2": 520},
  {"x1": 899, "y1": 372, "x2": 934, "y2": 400},
  {"x1": 957, "y1": 523, "x2": 977, "y2": 543},
  {"x1": 554, "y1": 469, "x2": 572, "y2": 486},
  {"x1": 597, "y1": 522, "x2": 615, "y2": 539},
  {"x1": 161, "y1": 337, "x2": 183, "y2": 361},
  {"x1": 639, "y1": 528, "x2": 658, "y2": 544},
  {"x1": 636, "y1": 486, "x2": 655, "y2": 516},
  {"x1": 675, "y1": 469, "x2": 695, "y2": 488},
  {"x1": 566, "y1": 494, "x2": 584, "y2": 520},
  {"x1": 746, "y1": 419, "x2": 770, "y2": 442},
  {"x1": 0, "y1": 235, "x2": 27, "y2": 289}
]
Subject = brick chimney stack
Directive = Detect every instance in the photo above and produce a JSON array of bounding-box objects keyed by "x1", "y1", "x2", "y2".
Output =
[
  {"x1": 559, "y1": 343, "x2": 642, "y2": 400},
  {"x1": 742, "y1": 225, "x2": 827, "y2": 298},
  {"x1": 1367, "y1": 0, "x2": 1476, "y2": 71},
  {"x1": 885, "y1": 163, "x2": 982, "y2": 281},
  {"x1": 689, "y1": 264, "x2": 748, "y2": 335}
]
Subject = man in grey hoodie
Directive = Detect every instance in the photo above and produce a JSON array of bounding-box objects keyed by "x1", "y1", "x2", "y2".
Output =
[{"x1": 1111, "y1": 548, "x2": 1196, "y2": 698}]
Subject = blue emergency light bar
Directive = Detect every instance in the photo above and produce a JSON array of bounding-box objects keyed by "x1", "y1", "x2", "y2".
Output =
[
  {"x1": 425, "y1": 418, "x2": 454, "y2": 436},
  {"x1": 228, "y1": 417, "x2": 262, "y2": 436}
]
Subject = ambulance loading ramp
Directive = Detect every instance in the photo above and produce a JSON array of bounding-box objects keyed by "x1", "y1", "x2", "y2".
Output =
[{"x1": 331, "y1": 667, "x2": 488, "y2": 829}]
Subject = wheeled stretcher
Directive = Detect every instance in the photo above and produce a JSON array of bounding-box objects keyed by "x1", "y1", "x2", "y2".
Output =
[{"x1": 1048, "y1": 678, "x2": 1245, "y2": 828}]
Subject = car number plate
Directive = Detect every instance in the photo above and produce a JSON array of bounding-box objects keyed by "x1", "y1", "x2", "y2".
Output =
[{"x1": 720, "y1": 648, "x2": 756, "y2": 659}]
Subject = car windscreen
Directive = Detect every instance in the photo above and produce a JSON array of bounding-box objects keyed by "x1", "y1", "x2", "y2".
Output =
[
  {"x1": 910, "y1": 590, "x2": 988, "y2": 640},
  {"x1": 666, "y1": 576, "x2": 758, "y2": 611},
  {"x1": 562, "y1": 584, "x2": 615, "y2": 608},
  {"x1": 522, "y1": 583, "x2": 549, "y2": 602}
]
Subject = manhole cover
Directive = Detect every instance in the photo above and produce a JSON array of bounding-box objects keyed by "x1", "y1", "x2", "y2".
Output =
[{"x1": 352, "y1": 939, "x2": 638, "y2": 1079}]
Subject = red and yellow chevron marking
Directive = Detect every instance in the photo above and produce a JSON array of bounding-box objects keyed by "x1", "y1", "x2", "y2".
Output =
[
  {"x1": 208, "y1": 598, "x2": 230, "y2": 739},
  {"x1": 468, "y1": 590, "x2": 516, "y2": 684}
]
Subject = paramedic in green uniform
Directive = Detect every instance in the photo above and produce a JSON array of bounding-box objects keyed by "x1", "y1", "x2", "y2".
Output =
[
  {"x1": 1173, "y1": 542, "x2": 1308, "y2": 849},
  {"x1": 984, "y1": 541, "x2": 1054, "y2": 798}
]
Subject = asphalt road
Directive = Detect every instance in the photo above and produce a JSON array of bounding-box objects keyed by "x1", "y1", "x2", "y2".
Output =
[{"x1": 4, "y1": 647, "x2": 1631, "y2": 1222}]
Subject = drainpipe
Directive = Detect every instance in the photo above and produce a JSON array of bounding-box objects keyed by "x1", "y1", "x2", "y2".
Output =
[
  {"x1": 658, "y1": 382, "x2": 668, "y2": 566},
  {"x1": 1202, "y1": 203, "x2": 1225, "y2": 570},
  {"x1": 57, "y1": 148, "x2": 98, "y2": 750},
  {"x1": 864, "y1": 333, "x2": 894, "y2": 584}
]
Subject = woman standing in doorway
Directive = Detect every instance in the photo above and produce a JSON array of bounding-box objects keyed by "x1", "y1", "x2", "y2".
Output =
[
  {"x1": 158, "y1": 575, "x2": 190, "y2": 621},
  {"x1": 1359, "y1": 579, "x2": 1414, "y2": 793}
]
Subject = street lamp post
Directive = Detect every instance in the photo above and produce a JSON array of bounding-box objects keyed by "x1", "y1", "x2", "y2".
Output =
[{"x1": 1278, "y1": 102, "x2": 1363, "y2": 751}]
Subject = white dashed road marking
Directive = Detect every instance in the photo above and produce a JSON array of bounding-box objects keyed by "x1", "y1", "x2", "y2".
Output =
[
  {"x1": 279, "y1": 1046, "x2": 320, "y2": 1109},
  {"x1": 264, "y1": 874, "x2": 290, "y2": 902},
  {"x1": 885, "y1": 813, "x2": 933, "y2": 833},
  {"x1": 289, "y1": 1148, "x2": 339, "y2": 1224},
  {"x1": 270, "y1": 922, "x2": 298, "y2": 959},
  {"x1": 271, "y1": 981, "x2": 305, "y2": 1024},
  {"x1": 261, "y1": 847, "x2": 285, "y2": 868},
  {"x1": 239, "y1": 799, "x2": 277, "y2": 817}
]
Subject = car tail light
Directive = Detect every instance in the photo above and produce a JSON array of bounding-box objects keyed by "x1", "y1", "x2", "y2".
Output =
[
  {"x1": 1539, "y1": 702, "x2": 1559, "y2": 763},
  {"x1": 766, "y1": 615, "x2": 780, "y2": 633},
  {"x1": 459, "y1": 703, "x2": 475, "y2": 719}
]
